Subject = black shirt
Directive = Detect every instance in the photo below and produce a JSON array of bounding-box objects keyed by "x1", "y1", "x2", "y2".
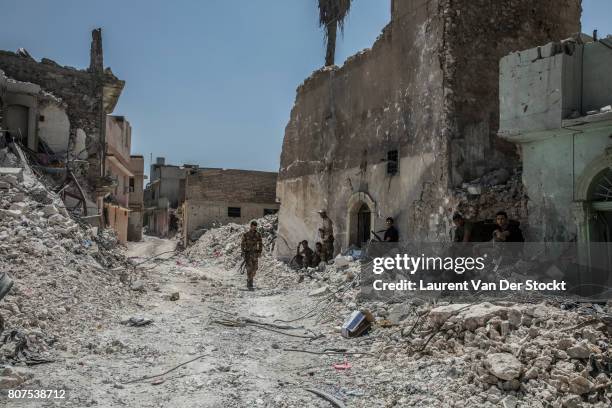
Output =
[
  {"x1": 384, "y1": 226, "x2": 399, "y2": 242},
  {"x1": 493, "y1": 223, "x2": 524, "y2": 242}
]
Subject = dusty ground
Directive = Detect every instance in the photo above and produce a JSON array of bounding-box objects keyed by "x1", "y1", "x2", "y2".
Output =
[
  {"x1": 4, "y1": 234, "x2": 609, "y2": 408},
  {"x1": 1, "y1": 236, "x2": 389, "y2": 407}
]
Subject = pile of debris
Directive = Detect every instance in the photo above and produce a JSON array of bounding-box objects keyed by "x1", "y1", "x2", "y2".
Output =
[
  {"x1": 454, "y1": 168, "x2": 528, "y2": 223},
  {"x1": 371, "y1": 301, "x2": 612, "y2": 407},
  {"x1": 185, "y1": 215, "x2": 298, "y2": 286},
  {"x1": 0, "y1": 147, "x2": 131, "y2": 370}
]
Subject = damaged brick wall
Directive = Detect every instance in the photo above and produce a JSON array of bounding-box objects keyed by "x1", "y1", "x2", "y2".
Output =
[
  {"x1": 183, "y1": 169, "x2": 279, "y2": 244},
  {"x1": 0, "y1": 29, "x2": 124, "y2": 191},
  {"x1": 276, "y1": 0, "x2": 581, "y2": 258}
]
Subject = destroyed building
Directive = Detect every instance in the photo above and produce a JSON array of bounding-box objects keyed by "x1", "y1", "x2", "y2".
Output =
[
  {"x1": 0, "y1": 29, "x2": 125, "y2": 213},
  {"x1": 144, "y1": 157, "x2": 190, "y2": 237},
  {"x1": 275, "y1": 0, "x2": 582, "y2": 259},
  {"x1": 499, "y1": 34, "x2": 612, "y2": 275},
  {"x1": 182, "y1": 168, "x2": 279, "y2": 245},
  {"x1": 103, "y1": 115, "x2": 144, "y2": 243}
]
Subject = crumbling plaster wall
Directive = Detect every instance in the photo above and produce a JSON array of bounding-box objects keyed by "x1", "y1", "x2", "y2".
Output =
[
  {"x1": 276, "y1": 0, "x2": 581, "y2": 258},
  {"x1": 277, "y1": 0, "x2": 448, "y2": 258}
]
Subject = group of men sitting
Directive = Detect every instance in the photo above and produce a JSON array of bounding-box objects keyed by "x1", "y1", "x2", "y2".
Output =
[
  {"x1": 452, "y1": 210, "x2": 525, "y2": 243},
  {"x1": 292, "y1": 210, "x2": 522, "y2": 269}
]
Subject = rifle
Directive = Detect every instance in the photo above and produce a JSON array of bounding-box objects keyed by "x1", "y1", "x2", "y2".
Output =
[
  {"x1": 238, "y1": 258, "x2": 246, "y2": 275},
  {"x1": 370, "y1": 229, "x2": 386, "y2": 242}
]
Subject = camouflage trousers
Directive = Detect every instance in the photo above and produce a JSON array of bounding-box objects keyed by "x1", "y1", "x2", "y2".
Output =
[
  {"x1": 323, "y1": 239, "x2": 334, "y2": 261},
  {"x1": 245, "y1": 255, "x2": 259, "y2": 283}
]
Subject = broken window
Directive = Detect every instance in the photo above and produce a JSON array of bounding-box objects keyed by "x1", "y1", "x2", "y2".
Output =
[
  {"x1": 387, "y1": 150, "x2": 399, "y2": 175},
  {"x1": 263, "y1": 208, "x2": 278, "y2": 216},
  {"x1": 228, "y1": 207, "x2": 241, "y2": 218},
  {"x1": 129, "y1": 177, "x2": 135, "y2": 193}
]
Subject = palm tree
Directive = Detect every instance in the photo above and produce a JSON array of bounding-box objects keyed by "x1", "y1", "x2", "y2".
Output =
[{"x1": 318, "y1": 0, "x2": 352, "y2": 66}]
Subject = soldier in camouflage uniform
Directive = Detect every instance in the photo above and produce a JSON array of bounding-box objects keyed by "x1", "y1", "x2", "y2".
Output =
[
  {"x1": 317, "y1": 210, "x2": 334, "y2": 261},
  {"x1": 241, "y1": 220, "x2": 263, "y2": 290}
]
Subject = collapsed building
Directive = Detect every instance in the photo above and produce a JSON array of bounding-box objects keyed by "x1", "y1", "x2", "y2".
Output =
[
  {"x1": 0, "y1": 29, "x2": 145, "y2": 241},
  {"x1": 182, "y1": 168, "x2": 279, "y2": 245},
  {"x1": 275, "y1": 0, "x2": 582, "y2": 259}
]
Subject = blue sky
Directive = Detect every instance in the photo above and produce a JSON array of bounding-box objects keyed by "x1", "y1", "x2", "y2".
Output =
[{"x1": 0, "y1": 1, "x2": 610, "y2": 176}]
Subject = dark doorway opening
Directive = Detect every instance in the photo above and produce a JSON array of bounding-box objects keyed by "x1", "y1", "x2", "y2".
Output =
[{"x1": 357, "y1": 203, "x2": 371, "y2": 247}]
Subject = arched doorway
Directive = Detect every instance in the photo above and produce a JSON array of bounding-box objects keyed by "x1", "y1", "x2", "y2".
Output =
[
  {"x1": 574, "y1": 155, "x2": 612, "y2": 297},
  {"x1": 346, "y1": 192, "x2": 376, "y2": 249},
  {"x1": 589, "y1": 167, "x2": 612, "y2": 242},
  {"x1": 586, "y1": 168, "x2": 612, "y2": 280}
]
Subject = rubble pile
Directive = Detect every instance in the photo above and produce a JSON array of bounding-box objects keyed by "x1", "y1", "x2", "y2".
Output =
[
  {"x1": 454, "y1": 169, "x2": 528, "y2": 222},
  {"x1": 0, "y1": 148, "x2": 131, "y2": 368},
  {"x1": 185, "y1": 215, "x2": 300, "y2": 287},
  {"x1": 402, "y1": 301, "x2": 611, "y2": 407},
  {"x1": 320, "y1": 300, "x2": 612, "y2": 407}
]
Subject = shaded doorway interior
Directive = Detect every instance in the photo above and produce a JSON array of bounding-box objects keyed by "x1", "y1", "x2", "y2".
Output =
[
  {"x1": 5, "y1": 104, "x2": 29, "y2": 143},
  {"x1": 356, "y1": 203, "x2": 371, "y2": 248}
]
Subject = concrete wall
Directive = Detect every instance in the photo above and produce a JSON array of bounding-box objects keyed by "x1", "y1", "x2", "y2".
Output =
[
  {"x1": 127, "y1": 155, "x2": 144, "y2": 241},
  {"x1": 183, "y1": 168, "x2": 279, "y2": 243},
  {"x1": 501, "y1": 37, "x2": 612, "y2": 137},
  {"x1": 518, "y1": 125, "x2": 612, "y2": 241},
  {"x1": 106, "y1": 115, "x2": 131, "y2": 162},
  {"x1": 146, "y1": 206, "x2": 169, "y2": 237},
  {"x1": 129, "y1": 155, "x2": 145, "y2": 207},
  {"x1": 148, "y1": 165, "x2": 187, "y2": 209},
  {"x1": 582, "y1": 38, "x2": 612, "y2": 113},
  {"x1": 500, "y1": 38, "x2": 612, "y2": 241},
  {"x1": 38, "y1": 102, "x2": 70, "y2": 153},
  {"x1": 105, "y1": 158, "x2": 130, "y2": 208},
  {"x1": 128, "y1": 210, "x2": 143, "y2": 241},
  {"x1": 105, "y1": 203, "x2": 129, "y2": 244},
  {"x1": 184, "y1": 200, "x2": 279, "y2": 241},
  {"x1": 276, "y1": 0, "x2": 581, "y2": 258}
]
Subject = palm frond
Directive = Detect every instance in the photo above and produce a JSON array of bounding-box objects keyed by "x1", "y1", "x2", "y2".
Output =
[{"x1": 318, "y1": 0, "x2": 352, "y2": 34}]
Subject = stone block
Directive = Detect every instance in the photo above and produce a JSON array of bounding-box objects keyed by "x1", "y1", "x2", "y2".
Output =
[{"x1": 0, "y1": 167, "x2": 23, "y2": 182}]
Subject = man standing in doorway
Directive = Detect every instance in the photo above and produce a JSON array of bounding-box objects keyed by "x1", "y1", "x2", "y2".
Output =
[
  {"x1": 241, "y1": 220, "x2": 263, "y2": 291},
  {"x1": 318, "y1": 210, "x2": 334, "y2": 261}
]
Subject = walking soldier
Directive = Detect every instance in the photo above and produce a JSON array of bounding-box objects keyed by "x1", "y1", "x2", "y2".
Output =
[{"x1": 241, "y1": 220, "x2": 263, "y2": 290}]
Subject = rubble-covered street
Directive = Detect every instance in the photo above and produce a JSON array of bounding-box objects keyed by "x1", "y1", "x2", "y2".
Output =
[
  {"x1": 1, "y1": 1, "x2": 612, "y2": 407},
  {"x1": 1, "y1": 170, "x2": 610, "y2": 406}
]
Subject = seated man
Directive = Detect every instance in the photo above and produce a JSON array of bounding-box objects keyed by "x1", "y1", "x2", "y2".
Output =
[
  {"x1": 452, "y1": 212, "x2": 473, "y2": 242},
  {"x1": 383, "y1": 217, "x2": 399, "y2": 242},
  {"x1": 493, "y1": 211, "x2": 524, "y2": 242},
  {"x1": 312, "y1": 242, "x2": 325, "y2": 265},
  {"x1": 296, "y1": 240, "x2": 314, "y2": 268}
]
